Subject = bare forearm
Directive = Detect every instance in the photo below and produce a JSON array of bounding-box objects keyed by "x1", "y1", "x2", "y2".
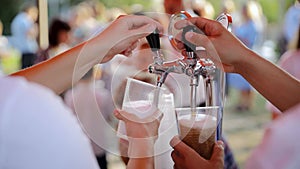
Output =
[
  {"x1": 11, "y1": 35, "x2": 107, "y2": 94},
  {"x1": 236, "y1": 49, "x2": 300, "y2": 112},
  {"x1": 126, "y1": 139, "x2": 155, "y2": 169},
  {"x1": 10, "y1": 15, "x2": 162, "y2": 94},
  {"x1": 127, "y1": 157, "x2": 154, "y2": 169}
]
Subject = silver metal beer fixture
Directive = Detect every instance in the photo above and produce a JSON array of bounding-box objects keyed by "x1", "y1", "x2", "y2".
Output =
[{"x1": 146, "y1": 13, "x2": 232, "y2": 140}]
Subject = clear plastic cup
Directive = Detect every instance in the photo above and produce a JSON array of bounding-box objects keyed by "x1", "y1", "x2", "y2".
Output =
[
  {"x1": 117, "y1": 78, "x2": 166, "y2": 139},
  {"x1": 176, "y1": 106, "x2": 219, "y2": 160}
]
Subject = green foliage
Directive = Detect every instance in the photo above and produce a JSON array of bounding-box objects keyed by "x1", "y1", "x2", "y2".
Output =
[
  {"x1": 98, "y1": 0, "x2": 153, "y2": 12},
  {"x1": 258, "y1": 0, "x2": 280, "y2": 23},
  {"x1": 209, "y1": 0, "x2": 297, "y2": 23},
  {"x1": 69, "y1": 0, "x2": 85, "y2": 5},
  {"x1": 257, "y1": 0, "x2": 295, "y2": 23},
  {"x1": 0, "y1": 0, "x2": 23, "y2": 35}
]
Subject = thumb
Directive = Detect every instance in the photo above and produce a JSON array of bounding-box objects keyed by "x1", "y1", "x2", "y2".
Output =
[
  {"x1": 185, "y1": 32, "x2": 212, "y2": 50},
  {"x1": 210, "y1": 141, "x2": 225, "y2": 163},
  {"x1": 185, "y1": 32, "x2": 224, "y2": 71},
  {"x1": 170, "y1": 136, "x2": 196, "y2": 156},
  {"x1": 113, "y1": 109, "x2": 136, "y2": 123}
]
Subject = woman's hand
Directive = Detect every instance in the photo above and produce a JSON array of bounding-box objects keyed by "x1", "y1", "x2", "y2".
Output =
[
  {"x1": 174, "y1": 17, "x2": 250, "y2": 73},
  {"x1": 170, "y1": 136, "x2": 224, "y2": 169},
  {"x1": 98, "y1": 15, "x2": 163, "y2": 63},
  {"x1": 114, "y1": 109, "x2": 163, "y2": 140},
  {"x1": 114, "y1": 109, "x2": 163, "y2": 168}
]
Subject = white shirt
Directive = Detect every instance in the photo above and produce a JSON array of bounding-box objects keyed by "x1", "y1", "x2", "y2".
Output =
[
  {"x1": 0, "y1": 77, "x2": 99, "y2": 169},
  {"x1": 64, "y1": 80, "x2": 114, "y2": 156}
]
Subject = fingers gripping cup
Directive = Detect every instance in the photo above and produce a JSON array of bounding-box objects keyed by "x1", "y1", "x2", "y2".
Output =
[
  {"x1": 176, "y1": 106, "x2": 219, "y2": 160},
  {"x1": 117, "y1": 77, "x2": 165, "y2": 140}
]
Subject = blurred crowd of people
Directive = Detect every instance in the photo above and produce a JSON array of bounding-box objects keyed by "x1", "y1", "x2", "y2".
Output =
[
  {"x1": 0, "y1": 1, "x2": 127, "y2": 74},
  {"x1": 226, "y1": 0, "x2": 266, "y2": 112},
  {"x1": 0, "y1": 0, "x2": 299, "y2": 168}
]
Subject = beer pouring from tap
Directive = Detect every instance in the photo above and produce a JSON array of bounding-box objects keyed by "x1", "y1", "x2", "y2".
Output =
[
  {"x1": 144, "y1": 12, "x2": 232, "y2": 160},
  {"x1": 147, "y1": 12, "x2": 231, "y2": 140}
]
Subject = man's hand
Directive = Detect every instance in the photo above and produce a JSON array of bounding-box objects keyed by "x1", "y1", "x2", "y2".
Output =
[
  {"x1": 98, "y1": 15, "x2": 163, "y2": 63},
  {"x1": 170, "y1": 136, "x2": 224, "y2": 169}
]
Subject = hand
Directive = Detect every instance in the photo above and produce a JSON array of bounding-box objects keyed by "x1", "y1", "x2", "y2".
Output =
[
  {"x1": 114, "y1": 109, "x2": 163, "y2": 140},
  {"x1": 98, "y1": 15, "x2": 163, "y2": 63},
  {"x1": 119, "y1": 138, "x2": 130, "y2": 164},
  {"x1": 175, "y1": 17, "x2": 250, "y2": 73},
  {"x1": 114, "y1": 109, "x2": 163, "y2": 158},
  {"x1": 170, "y1": 136, "x2": 224, "y2": 169}
]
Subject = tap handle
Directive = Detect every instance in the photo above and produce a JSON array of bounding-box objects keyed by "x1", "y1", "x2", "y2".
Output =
[
  {"x1": 146, "y1": 28, "x2": 160, "y2": 51},
  {"x1": 182, "y1": 25, "x2": 198, "y2": 52}
]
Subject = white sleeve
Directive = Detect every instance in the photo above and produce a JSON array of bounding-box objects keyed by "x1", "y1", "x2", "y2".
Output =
[{"x1": 0, "y1": 78, "x2": 100, "y2": 169}]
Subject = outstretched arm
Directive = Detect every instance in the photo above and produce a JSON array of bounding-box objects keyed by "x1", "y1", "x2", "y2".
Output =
[
  {"x1": 11, "y1": 15, "x2": 162, "y2": 94},
  {"x1": 176, "y1": 17, "x2": 300, "y2": 112}
]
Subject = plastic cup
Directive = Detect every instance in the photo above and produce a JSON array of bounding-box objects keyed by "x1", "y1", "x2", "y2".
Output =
[
  {"x1": 176, "y1": 106, "x2": 219, "y2": 160},
  {"x1": 117, "y1": 78, "x2": 163, "y2": 139}
]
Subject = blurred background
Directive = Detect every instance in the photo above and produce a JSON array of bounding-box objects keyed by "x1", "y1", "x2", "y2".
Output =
[
  {"x1": 0, "y1": 0, "x2": 296, "y2": 73},
  {"x1": 0, "y1": 0, "x2": 299, "y2": 168}
]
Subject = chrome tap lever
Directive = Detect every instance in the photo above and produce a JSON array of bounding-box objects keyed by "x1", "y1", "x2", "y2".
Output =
[
  {"x1": 146, "y1": 28, "x2": 163, "y2": 65},
  {"x1": 182, "y1": 25, "x2": 197, "y2": 54},
  {"x1": 146, "y1": 28, "x2": 160, "y2": 51},
  {"x1": 182, "y1": 25, "x2": 204, "y2": 60}
]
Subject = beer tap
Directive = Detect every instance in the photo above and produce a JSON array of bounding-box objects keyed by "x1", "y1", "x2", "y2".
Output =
[
  {"x1": 146, "y1": 28, "x2": 167, "y2": 87},
  {"x1": 146, "y1": 13, "x2": 231, "y2": 140}
]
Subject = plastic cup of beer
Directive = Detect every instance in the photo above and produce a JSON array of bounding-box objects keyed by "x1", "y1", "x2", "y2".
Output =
[
  {"x1": 117, "y1": 77, "x2": 163, "y2": 139},
  {"x1": 175, "y1": 106, "x2": 219, "y2": 160}
]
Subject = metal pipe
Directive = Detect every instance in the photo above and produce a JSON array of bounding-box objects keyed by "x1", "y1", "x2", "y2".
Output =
[{"x1": 190, "y1": 76, "x2": 198, "y2": 116}]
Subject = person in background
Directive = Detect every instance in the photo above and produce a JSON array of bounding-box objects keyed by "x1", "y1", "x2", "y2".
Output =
[
  {"x1": 227, "y1": 1, "x2": 262, "y2": 111},
  {"x1": 278, "y1": 0, "x2": 300, "y2": 55},
  {"x1": 69, "y1": 2, "x2": 105, "y2": 45},
  {"x1": 47, "y1": 18, "x2": 71, "y2": 58},
  {"x1": 10, "y1": 1, "x2": 38, "y2": 69},
  {"x1": 266, "y1": 26, "x2": 300, "y2": 120},
  {"x1": 0, "y1": 19, "x2": 6, "y2": 75},
  {"x1": 168, "y1": 15, "x2": 300, "y2": 169},
  {"x1": 0, "y1": 15, "x2": 163, "y2": 169},
  {"x1": 163, "y1": 0, "x2": 184, "y2": 15},
  {"x1": 64, "y1": 68, "x2": 114, "y2": 169},
  {"x1": 192, "y1": 0, "x2": 215, "y2": 19},
  {"x1": 35, "y1": 18, "x2": 71, "y2": 63},
  {"x1": 0, "y1": 19, "x2": 17, "y2": 75}
]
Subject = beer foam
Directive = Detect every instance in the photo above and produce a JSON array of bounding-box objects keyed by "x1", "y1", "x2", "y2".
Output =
[
  {"x1": 123, "y1": 100, "x2": 157, "y2": 119},
  {"x1": 178, "y1": 114, "x2": 217, "y2": 129},
  {"x1": 117, "y1": 100, "x2": 158, "y2": 140}
]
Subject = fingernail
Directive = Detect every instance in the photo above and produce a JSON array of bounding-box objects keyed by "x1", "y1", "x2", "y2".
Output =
[
  {"x1": 170, "y1": 135, "x2": 181, "y2": 146},
  {"x1": 186, "y1": 32, "x2": 193, "y2": 39},
  {"x1": 114, "y1": 109, "x2": 119, "y2": 115},
  {"x1": 217, "y1": 140, "x2": 224, "y2": 149}
]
